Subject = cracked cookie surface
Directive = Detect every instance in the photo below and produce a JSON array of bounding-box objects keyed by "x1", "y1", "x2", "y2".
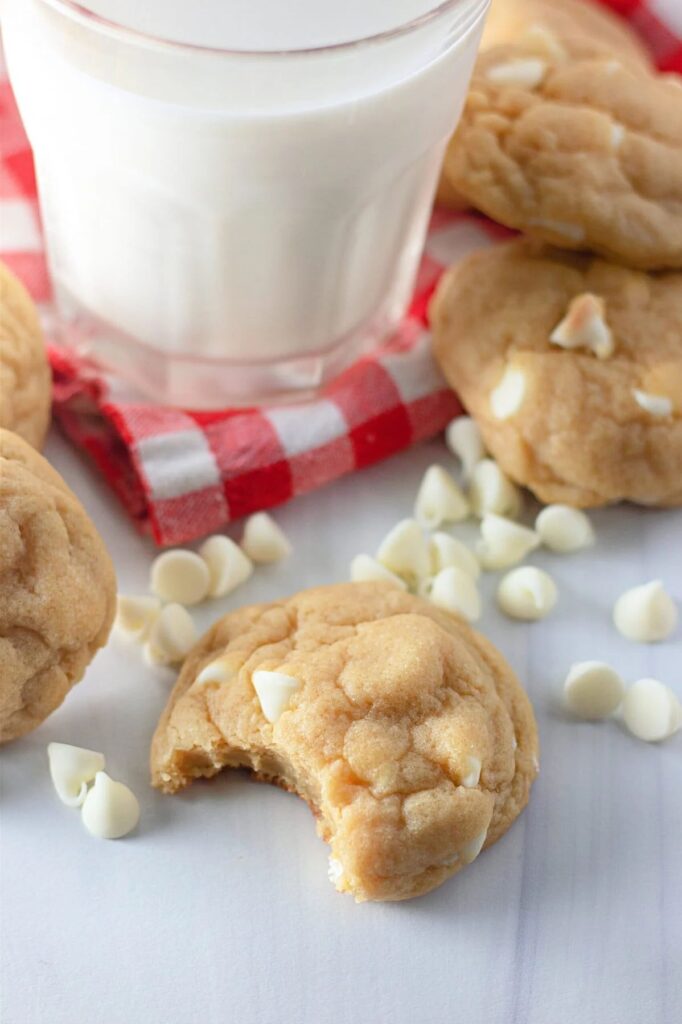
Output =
[
  {"x1": 151, "y1": 581, "x2": 538, "y2": 902},
  {"x1": 440, "y1": 43, "x2": 682, "y2": 269},
  {"x1": 0, "y1": 262, "x2": 51, "y2": 449},
  {"x1": 0, "y1": 428, "x2": 116, "y2": 742},
  {"x1": 431, "y1": 239, "x2": 682, "y2": 508}
]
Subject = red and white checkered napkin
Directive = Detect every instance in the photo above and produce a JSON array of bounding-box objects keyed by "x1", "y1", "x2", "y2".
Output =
[{"x1": 1, "y1": 1, "x2": 680, "y2": 546}]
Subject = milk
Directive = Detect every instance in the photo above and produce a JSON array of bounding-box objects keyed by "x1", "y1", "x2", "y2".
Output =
[{"x1": 2, "y1": 0, "x2": 489, "y2": 404}]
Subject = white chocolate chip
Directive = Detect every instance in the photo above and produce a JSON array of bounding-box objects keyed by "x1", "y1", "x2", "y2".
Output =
[
  {"x1": 527, "y1": 218, "x2": 585, "y2": 243},
  {"x1": 429, "y1": 532, "x2": 480, "y2": 581},
  {"x1": 461, "y1": 756, "x2": 481, "y2": 788},
  {"x1": 445, "y1": 416, "x2": 486, "y2": 481},
  {"x1": 613, "y1": 580, "x2": 678, "y2": 643},
  {"x1": 145, "y1": 603, "x2": 198, "y2": 666},
  {"x1": 611, "y1": 122, "x2": 625, "y2": 149},
  {"x1": 328, "y1": 856, "x2": 345, "y2": 888},
  {"x1": 550, "y1": 293, "x2": 614, "y2": 359},
  {"x1": 199, "y1": 534, "x2": 253, "y2": 598},
  {"x1": 350, "y1": 554, "x2": 407, "y2": 590},
  {"x1": 47, "y1": 743, "x2": 105, "y2": 807},
  {"x1": 252, "y1": 670, "x2": 301, "y2": 724},
  {"x1": 486, "y1": 58, "x2": 547, "y2": 88},
  {"x1": 535, "y1": 505, "x2": 595, "y2": 553},
  {"x1": 477, "y1": 514, "x2": 540, "y2": 571},
  {"x1": 150, "y1": 549, "x2": 210, "y2": 606},
  {"x1": 429, "y1": 566, "x2": 482, "y2": 623},
  {"x1": 518, "y1": 24, "x2": 566, "y2": 61},
  {"x1": 460, "y1": 829, "x2": 487, "y2": 864},
  {"x1": 414, "y1": 464, "x2": 469, "y2": 528},
  {"x1": 490, "y1": 366, "x2": 527, "y2": 419},
  {"x1": 81, "y1": 772, "x2": 140, "y2": 839},
  {"x1": 632, "y1": 389, "x2": 673, "y2": 418},
  {"x1": 563, "y1": 661, "x2": 625, "y2": 719},
  {"x1": 622, "y1": 678, "x2": 681, "y2": 742},
  {"x1": 114, "y1": 595, "x2": 161, "y2": 642},
  {"x1": 376, "y1": 518, "x2": 430, "y2": 584},
  {"x1": 469, "y1": 459, "x2": 522, "y2": 519},
  {"x1": 497, "y1": 566, "x2": 558, "y2": 620},
  {"x1": 241, "y1": 512, "x2": 292, "y2": 564},
  {"x1": 196, "y1": 655, "x2": 239, "y2": 686}
]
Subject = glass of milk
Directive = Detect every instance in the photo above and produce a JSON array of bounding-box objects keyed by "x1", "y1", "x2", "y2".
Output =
[{"x1": 3, "y1": 0, "x2": 489, "y2": 406}]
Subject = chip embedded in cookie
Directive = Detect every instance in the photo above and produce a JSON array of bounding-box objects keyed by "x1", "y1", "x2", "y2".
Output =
[
  {"x1": 0, "y1": 429, "x2": 117, "y2": 742},
  {"x1": 0, "y1": 261, "x2": 52, "y2": 449},
  {"x1": 151, "y1": 581, "x2": 538, "y2": 902},
  {"x1": 439, "y1": 41, "x2": 682, "y2": 269},
  {"x1": 431, "y1": 239, "x2": 682, "y2": 508}
]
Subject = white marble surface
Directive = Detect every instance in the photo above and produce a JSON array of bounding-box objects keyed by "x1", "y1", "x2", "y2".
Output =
[{"x1": 1, "y1": 430, "x2": 681, "y2": 1024}]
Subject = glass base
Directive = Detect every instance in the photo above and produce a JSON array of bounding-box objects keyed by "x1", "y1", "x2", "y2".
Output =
[{"x1": 51, "y1": 304, "x2": 396, "y2": 409}]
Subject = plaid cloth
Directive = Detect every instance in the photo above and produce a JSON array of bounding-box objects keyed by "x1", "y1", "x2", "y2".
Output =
[{"x1": 1, "y1": 1, "x2": 680, "y2": 546}]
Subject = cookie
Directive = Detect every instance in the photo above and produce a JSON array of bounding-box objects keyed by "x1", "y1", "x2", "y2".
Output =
[
  {"x1": 0, "y1": 429, "x2": 117, "y2": 743},
  {"x1": 151, "y1": 581, "x2": 538, "y2": 902},
  {"x1": 481, "y1": 0, "x2": 650, "y2": 71},
  {"x1": 439, "y1": 43, "x2": 682, "y2": 268},
  {"x1": 431, "y1": 239, "x2": 682, "y2": 508},
  {"x1": 0, "y1": 261, "x2": 52, "y2": 449}
]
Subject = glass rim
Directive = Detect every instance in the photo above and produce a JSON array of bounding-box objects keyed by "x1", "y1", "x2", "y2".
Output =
[{"x1": 35, "y1": 0, "x2": 474, "y2": 58}]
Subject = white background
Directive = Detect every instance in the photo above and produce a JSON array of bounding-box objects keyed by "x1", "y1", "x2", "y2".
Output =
[{"x1": 1, "y1": 429, "x2": 681, "y2": 1024}]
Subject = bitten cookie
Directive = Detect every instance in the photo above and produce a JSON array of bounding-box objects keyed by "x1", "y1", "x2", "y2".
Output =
[
  {"x1": 431, "y1": 239, "x2": 682, "y2": 508},
  {"x1": 151, "y1": 581, "x2": 538, "y2": 902},
  {"x1": 439, "y1": 43, "x2": 682, "y2": 268},
  {"x1": 0, "y1": 429, "x2": 117, "y2": 742},
  {"x1": 0, "y1": 261, "x2": 51, "y2": 449}
]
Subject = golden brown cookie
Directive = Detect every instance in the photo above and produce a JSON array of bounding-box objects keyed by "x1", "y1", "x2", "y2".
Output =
[
  {"x1": 481, "y1": 0, "x2": 650, "y2": 71},
  {"x1": 0, "y1": 429, "x2": 117, "y2": 742},
  {"x1": 0, "y1": 261, "x2": 51, "y2": 449},
  {"x1": 151, "y1": 581, "x2": 538, "y2": 902},
  {"x1": 439, "y1": 43, "x2": 682, "y2": 268},
  {"x1": 431, "y1": 239, "x2": 682, "y2": 507}
]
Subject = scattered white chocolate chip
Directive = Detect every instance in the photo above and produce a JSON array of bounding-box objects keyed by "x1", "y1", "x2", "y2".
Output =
[
  {"x1": 414, "y1": 464, "x2": 469, "y2": 528},
  {"x1": 461, "y1": 756, "x2": 481, "y2": 789},
  {"x1": 47, "y1": 743, "x2": 105, "y2": 808},
  {"x1": 550, "y1": 293, "x2": 614, "y2": 359},
  {"x1": 613, "y1": 580, "x2": 678, "y2": 643},
  {"x1": 469, "y1": 459, "x2": 522, "y2": 519},
  {"x1": 81, "y1": 771, "x2": 140, "y2": 839},
  {"x1": 196, "y1": 655, "x2": 239, "y2": 686},
  {"x1": 563, "y1": 661, "x2": 625, "y2": 720},
  {"x1": 150, "y1": 549, "x2": 210, "y2": 606},
  {"x1": 252, "y1": 670, "x2": 301, "y2": 724},
  {"x1": 376, "y1": 518, "x2": 430, "y2": 584},
  {"x1": 445, "y1": 416, "x2": 486, "y2": 481},
  {"x1": 611, "y1": 122, "x2": 625, "y2": 149},
  {"x1": 241, "y1": 512, "x2": 292, "y2": 564},
  {"x1": 535, "y1": 505, "x2": 595, "y2": 553},
  {"x1": 114, "y1": 595, "x2": 161, "y2": 642},
  {"x1": 429, "y1": 566, "x2": 482, "y2": 623},
  {"x1": 460, "y1": 829, "x2": 487, "y2": 864},
  {"x1": 429, "y1": 532, "x2": 480, "y2": 581},
  {"x1": 477, "y1": 514, "x2": 540, "y2": 571},
  {"x1": 486, "y1": 58, "x2": 547, "y2": 89},
  {"x1": 497, "y1": 566, "x2": 558, "y2": 621},
  {"x1": 145, "y1": 603, "x2": 198, "y2": 666},
  {"x1": 199, "y1": 534, "x2": 253, "y2": 598},
  {"x1": 632, "y1": 389, "x2": 673, "y2": 418},
  {"x1": 490, "y1": 366, "x2": 527, "y2": 420},
  {"x1": 622, "y1": 678, "x2": 681, "y2": 742},
  {"x1": 519, "y1": 23, "x2": 566, "y2": 60},
  {"x1": 350, "y1": 554, "x2": 407, "y2": 590},
  {"x1": 328, "y1": 857, "x2": 345, "y2": 888}
]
